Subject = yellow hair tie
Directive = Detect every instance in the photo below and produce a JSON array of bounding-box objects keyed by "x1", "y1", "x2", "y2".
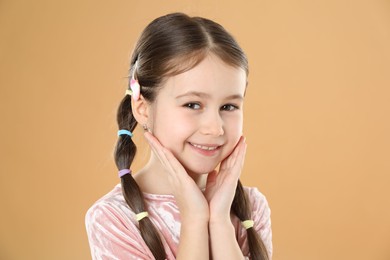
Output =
[
  {"x1": 136, "y1": 211, "x2": 149, "y2": 221},
  {"x1": 125, "y1": 89, "x2": 133, "y2": 96},
  {"x1": 241, "y1": 220, "x2": 254, "y2": 229}
]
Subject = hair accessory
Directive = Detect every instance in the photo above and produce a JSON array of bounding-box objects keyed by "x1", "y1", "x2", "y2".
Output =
[
  {"x1": 129, "y1": 60, "x2": 141, "y2": 101},
  {"x1": 130, "y1": 79, "x2": 140, "y2": 101},
  {"x1": 136, "y1": 211, "x2": 149, "y2": 221},
  {"x1": 118, "y1": 129, "x2": 133, "y2": 137},
  {"x1": 125, "y1": 89, "x2": 133, "y2": 96},
  {"x1": 241, "y1": 220, "x2": 254, "y2": 230},
  {"x1": 118, "y1": 169, "x2": 131, "y2": 178}
]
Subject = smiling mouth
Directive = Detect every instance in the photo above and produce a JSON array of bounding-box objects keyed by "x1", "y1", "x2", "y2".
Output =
[{"x1": 189, "y1": 142, "x2": 221, "y2": 151}]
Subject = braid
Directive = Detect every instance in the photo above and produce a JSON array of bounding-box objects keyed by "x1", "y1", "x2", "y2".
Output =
[
  {"x1": 114, "y1": 95, "x2": 166, "y2": 260},
  {"x1": 112, "y1": 12, "x2": 257, "y2": 260},
  {"x1": 231, "y1": 180, "x2": 269, "y2": 260}
]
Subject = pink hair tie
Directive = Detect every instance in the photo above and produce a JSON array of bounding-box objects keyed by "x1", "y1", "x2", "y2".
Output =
[
  {"x1": 118, "y1": 169, "x2": 131, "y2": 178},
  {"x1": 130, "y1": 79, "x2": 140, "y2": 101},
  {"x1": 128, "y1": 60, "x2": 140, "y2": 101}
]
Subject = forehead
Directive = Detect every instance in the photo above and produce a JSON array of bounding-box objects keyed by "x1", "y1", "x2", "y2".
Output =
[{"x1": 160, "y1": 54, "x2": 247, "y2": 98}]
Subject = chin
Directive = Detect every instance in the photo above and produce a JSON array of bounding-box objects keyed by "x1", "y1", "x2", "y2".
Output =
[
  {"x1": 175, "y1": 154, "x2": 221, "y2": 175},
  {"x1": 184, "y1": 164, "x2": 219, "y2": 175}
]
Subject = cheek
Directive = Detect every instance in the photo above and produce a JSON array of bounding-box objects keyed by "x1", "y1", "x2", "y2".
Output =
[
  {"x1": 227, "y1": 114, "x2": 243, "y2": 135},
  {"x1": 225, "y1": 115, "x2": 243, "y2": 148},
  {"x1": 152, "y1": 110, "x2": 194, "y2": 147}
]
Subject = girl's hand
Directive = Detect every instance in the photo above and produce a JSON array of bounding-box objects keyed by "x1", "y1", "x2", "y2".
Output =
[
  {"x1": 144, "y1": 132, "x2": 209, "y2": 224},
  {"x1": 204, "y1": 136, "x2": 247, "y2": 223}
]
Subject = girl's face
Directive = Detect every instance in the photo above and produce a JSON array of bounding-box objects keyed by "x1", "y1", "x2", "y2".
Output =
[{"x1": 149, "y1": 54, "x2": 247, "y2": 176}]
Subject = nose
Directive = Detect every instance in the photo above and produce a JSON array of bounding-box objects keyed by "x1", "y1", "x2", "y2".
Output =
[{"x1": 199, "y1": 110, "x2": 224, "y2": 136}]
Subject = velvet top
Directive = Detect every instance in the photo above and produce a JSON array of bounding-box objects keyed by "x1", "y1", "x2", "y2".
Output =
[{"x1": 86, "y1": 183, "x2": 272, "y2": 259}]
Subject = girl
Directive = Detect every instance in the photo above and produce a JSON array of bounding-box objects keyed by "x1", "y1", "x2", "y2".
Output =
[{"x1": 86, "y1": 13, "x2": 272, "y2": 260}]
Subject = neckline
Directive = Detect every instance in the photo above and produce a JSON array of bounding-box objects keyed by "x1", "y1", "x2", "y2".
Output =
[{"x1": 116, "y1": 183, "x2": 176, "y2": 201}]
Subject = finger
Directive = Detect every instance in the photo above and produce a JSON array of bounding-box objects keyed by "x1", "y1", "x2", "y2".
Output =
[
  {"x1": 220, "y1": 136, "x2": 244, "y2": 171},
  {"x1": 238, "y1": 138, "x2": 247, "y2": 168},
  {"x1": 144, "y1": 132, "x2": 188, "y2": 182},
  {"x1": 219, "y1": 137, "x2": 246, "y2": 181},
  {"x1": 231, "y1": 136, "x2": 246, "y2": 166},
  {"x1": 144, "y1": 134, "x2": 162, "y2": 160},
  {"x1": 144, "y1": 132, "x2": 177, "y2": 174},
  {"x1": 162, "y1": 148, "x2": 186, "y2": 172},
  {"x1": 230, "y1": 137, "x2": 246, "y2": 172},
  {"x1": 144, "y1": 132, "x2": 166, "y2": 164}
]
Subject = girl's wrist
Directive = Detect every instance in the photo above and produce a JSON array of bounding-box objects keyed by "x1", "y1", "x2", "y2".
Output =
[
  {"x1": 181, "y1": 214, "x2": 209, "y2": 227},
  {"x1": 209, "y1": 215, "x2": 232, "y2": 228},
  {"x1": 180, "y1": 218, "x2": 209, "y2": 233},
  {"x1": 208, "y1": 218, "x2": 235, "y2": 236}
]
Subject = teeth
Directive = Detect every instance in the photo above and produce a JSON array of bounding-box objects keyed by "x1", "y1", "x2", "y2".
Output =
[{"x1": 191, "y1": 143, "x2": 218, "y2": 151}]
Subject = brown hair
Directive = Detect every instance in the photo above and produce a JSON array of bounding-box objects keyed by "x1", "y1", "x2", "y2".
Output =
[{"x1": 114, "y1": 12, "x2": 269, "y2": 260}]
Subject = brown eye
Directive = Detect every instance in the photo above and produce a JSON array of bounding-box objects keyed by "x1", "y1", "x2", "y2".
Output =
[
  {"x1": 184, "y1": 103, "x2": 201, "y2": 110},
  {"x1": 221, "y1": 104, "x2": 238, "y2": 111}
]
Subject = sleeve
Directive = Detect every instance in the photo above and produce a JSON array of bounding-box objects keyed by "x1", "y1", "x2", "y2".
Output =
[
  {"x1": 85, "y1": 202, "x2": 154, "y2": 260},
  {"x1": 249, "y1": 187, "x2": 273, "y2": 259}
]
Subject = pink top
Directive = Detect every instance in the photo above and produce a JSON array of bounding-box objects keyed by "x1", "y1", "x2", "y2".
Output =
[{"x1": 85, "y1": 184, "x2": 272, "y2": 259}]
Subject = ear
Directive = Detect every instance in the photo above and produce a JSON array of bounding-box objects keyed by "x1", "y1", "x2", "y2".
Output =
[{"x1": 132, "y1": 95, "x2": 150, "y2": 125}]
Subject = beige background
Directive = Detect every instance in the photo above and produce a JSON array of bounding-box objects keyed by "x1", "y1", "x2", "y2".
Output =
[{"x1": 1, "y1": 0, "x2": 389, "y2": 259}]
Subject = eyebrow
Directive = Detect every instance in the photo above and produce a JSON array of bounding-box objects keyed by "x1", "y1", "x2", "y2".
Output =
[{"x1": 175, "y1": 91, "x2": 244, "y2": 100}]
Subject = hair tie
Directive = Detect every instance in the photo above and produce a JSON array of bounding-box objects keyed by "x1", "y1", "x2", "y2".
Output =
[
  {"x1": 118, "y1": 169, "x2": 131, "y2": 178},
  {"x1": 118, "y1": 129, "x2": 133, "y2": 137},
  {"x1": 127, "y1": 60, "x2": 140, "y2": 101},
  {"x1": 136, "y1": 211, "x2": 149, "y2": 221},
  {"x1": 241, "y1": 220, "x2": 254, "y2": 230}
]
